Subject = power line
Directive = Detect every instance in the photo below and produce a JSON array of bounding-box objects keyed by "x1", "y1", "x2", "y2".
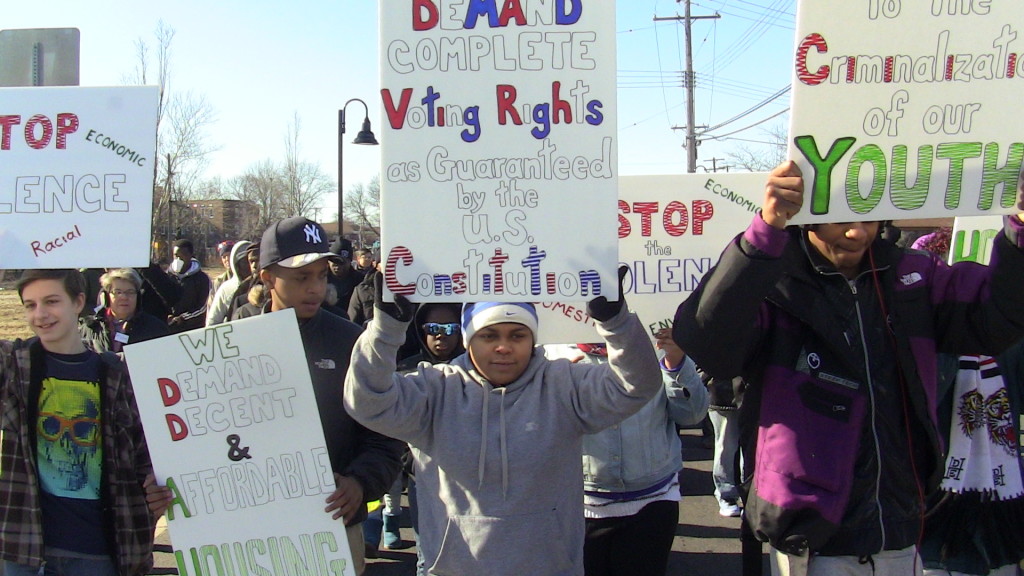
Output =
[
  {"x1": 708, "y1": 0, "x2": 791, "y2": 74},
  {"x1": 702, "y1": 107, "x2": 790, "y2": 140},
  {"x1": 703, "y1": 85, "x2": 790, "y2": 133}
]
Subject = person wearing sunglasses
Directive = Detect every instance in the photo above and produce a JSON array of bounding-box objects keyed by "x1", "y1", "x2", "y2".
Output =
[
  {"x1": 1, "y1": 269, "x2": 171, "y2": 576},
  {"x1": 79, "y1": 268, "x2": 170, "y2": 355},
  {"x1": 365, "y1": 304, "x2": 465, "y2": 563},
  {"x1": 398, "y1": 304, "x2": 466, "y2": 372}
]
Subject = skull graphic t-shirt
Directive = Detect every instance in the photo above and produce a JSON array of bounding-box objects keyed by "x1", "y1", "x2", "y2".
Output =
[{"x1": 36, "y1": 350, "x2": 109, "y2": 556}]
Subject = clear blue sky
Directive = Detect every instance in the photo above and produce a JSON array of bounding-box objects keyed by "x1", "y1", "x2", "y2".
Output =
[{"x1": 3, "y1": 0, "x2": 795, "y2": 220}]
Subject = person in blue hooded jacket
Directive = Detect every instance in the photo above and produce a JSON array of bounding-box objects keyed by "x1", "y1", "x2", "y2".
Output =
[{"x1": 556, "y1": 327, "x2": 708, "y2": 576}]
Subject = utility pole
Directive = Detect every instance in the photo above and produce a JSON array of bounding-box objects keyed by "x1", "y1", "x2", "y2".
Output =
[{"x1": 655, "y1": 2, "x2": 720, "y2": 173}]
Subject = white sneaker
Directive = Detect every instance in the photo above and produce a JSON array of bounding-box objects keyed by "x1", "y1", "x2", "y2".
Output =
[{"x1": 718, "y1": 500, "x2": 742, "y2": 517}]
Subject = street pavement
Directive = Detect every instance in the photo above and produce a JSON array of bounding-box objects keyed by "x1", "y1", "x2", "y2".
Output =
[{"x1": 151, "y1": 428, "x2": 769, "y2": 575}]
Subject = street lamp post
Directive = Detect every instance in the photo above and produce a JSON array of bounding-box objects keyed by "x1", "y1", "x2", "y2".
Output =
[{"x1": 338, "y1": 98, "x2": 379, "y2": 242}]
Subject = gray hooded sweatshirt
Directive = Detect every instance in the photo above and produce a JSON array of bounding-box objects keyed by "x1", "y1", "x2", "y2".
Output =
[{"x1": 343, "y1": 307, "x2": 661, "y2": 576}]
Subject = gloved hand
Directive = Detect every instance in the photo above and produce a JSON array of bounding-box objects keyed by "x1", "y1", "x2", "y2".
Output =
[
  {"x1": 373, "y1": 271, "x2": 414, "y2": 322},
  {"x1": 587, "y1": 265, "x2": 629, "y2": 322}
]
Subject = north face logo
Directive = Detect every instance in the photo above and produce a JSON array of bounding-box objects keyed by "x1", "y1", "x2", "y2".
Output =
[
  {"x1": 900, "y1": 272, "x2": 923, "y2": 286},
  {"x1": 303, "y1": 224, "x2": 322, "y2": 244}
]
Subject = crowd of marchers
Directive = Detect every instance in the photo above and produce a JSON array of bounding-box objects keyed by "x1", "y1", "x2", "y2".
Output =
[{"x1": 1, "y1": 163, "x2": 1024, "y2": 576}]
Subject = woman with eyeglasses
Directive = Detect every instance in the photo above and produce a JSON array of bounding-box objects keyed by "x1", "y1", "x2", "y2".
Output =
[{"x1": 79, "y1": 268, "x2": 170, "y2": 355}]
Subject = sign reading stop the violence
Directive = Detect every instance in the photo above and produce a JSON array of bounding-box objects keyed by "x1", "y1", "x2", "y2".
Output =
[
  {"x1": 379, "y1": 0, "x2": 619, "y2": 302},
  {"x1": 537, "y1": 172, "x2": 765, "y2": 344},
  {"x1": 787, "y1": 1, "x2": 1024, "y2": 225},
  {"x1": 122, "y1": 311, "x2": 355, "y2": 576},
  {"x1": 0, "y1": 86, "x2": 158, "y2": 268}
]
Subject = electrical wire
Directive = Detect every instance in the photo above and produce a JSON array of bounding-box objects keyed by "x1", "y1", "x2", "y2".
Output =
[
  {"x1": 704, "y1": 0, "x2": 792, "y2": 74},
  {"x1": 703, "y1": 85, "x2": 790, "y2": 132},
  {"x1": 702, "y1": 107, "x2": 790, "y2": 140}
]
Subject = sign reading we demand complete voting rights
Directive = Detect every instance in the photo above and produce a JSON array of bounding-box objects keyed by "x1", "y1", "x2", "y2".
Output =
[
  {"x1": 788, "y1": 1, "x2": 1024, "y2": 225},
  {"x1": 122, "y1": 311, "x2": 356, "y2": 576},
  {"x1": 0, "y1": 86, "x2": 158, "y2": 268},
  {"x1": 379, "y1": 1, "x2": 618, "y2": 302}
]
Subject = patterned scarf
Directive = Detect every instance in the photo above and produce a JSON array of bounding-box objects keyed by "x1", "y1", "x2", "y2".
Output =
[{"x1": 940, "y1": 355, "x2": 1024, "y2": 499}]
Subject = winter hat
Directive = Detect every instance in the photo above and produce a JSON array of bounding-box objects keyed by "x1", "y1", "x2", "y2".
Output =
[
  {"x1": 216, "y1": 240, "x2": 235, "y2": 258},
  {"x1": 330, "y1": 238, "x2": 353, "y2": 260},
  {"x1": 461, "y1": 302, "x2": 538, "y2": 347}
]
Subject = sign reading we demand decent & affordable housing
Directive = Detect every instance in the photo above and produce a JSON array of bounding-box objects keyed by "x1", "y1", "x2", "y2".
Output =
[
  {"x1": 0, "y1": 86, "x2": 157, "y2": 268},
  {"x1": 788, "y1": 1, "x2": 1024, "y2": 225},
  {"x1": 123, "y1": 311, "x2": 356, "y2": 576},
  {"x1": 378, "y1": 0, "x2": 619, "y2": 302}
]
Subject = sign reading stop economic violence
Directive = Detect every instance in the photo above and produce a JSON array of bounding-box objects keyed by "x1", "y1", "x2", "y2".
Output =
[
  {"x1": 0, "y1": 86, "x2": 158, "y2": 268},
  {"x1": 787, "y1": 1, "x2": 1024, "y2": 225},
  {"x1": 122, "y1": 311, "x2": 355, "y2": 576},
  {"x1": 537, "y1": 172, "x2": 765, "y2": 344},
  {"x1": 379, "y1": 0, "x2": 619, "y2": 302}
]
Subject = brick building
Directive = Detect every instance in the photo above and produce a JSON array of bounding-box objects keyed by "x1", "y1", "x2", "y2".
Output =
[{"x1": 160, "y1": 199, "x2": 260, "y2": 265}]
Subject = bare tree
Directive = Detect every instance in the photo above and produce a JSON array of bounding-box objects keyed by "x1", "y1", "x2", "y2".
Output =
[
  {"x1": 161, "y1": 90, "x2": 217, "y2": 199},
  {"x1": 228, "y1": 160, "x2": 287, "y2": 238},
  {"x1": 125, "y1": 20, "x2": 217, "y2": 259},
  {"x1": 282, "y1": 113, "x2": 334, "y2": 219},
  {"x1": 343, "y1": 175, "x2": 381, "y2": 241},
  {"x1": 726, "y1": 120, "x2": 789, "y2": 172}
]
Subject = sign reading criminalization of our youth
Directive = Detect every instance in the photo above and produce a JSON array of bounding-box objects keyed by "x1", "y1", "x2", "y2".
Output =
[
  {"x1": 537, "y1": 172, "x2": 765, "y2": 344},
  {"x1": 787, "y1": 2, "x2": 1024, "y2": 225},
  {"x1": 379, "y1": 1, "x2": 619, "y2": 302},
  {"x1": 0, "y1": 86, "x2": 158, "y2": 268},
  {"x1": 122, "y1": 311, "x2": 354, "y2": 576}
]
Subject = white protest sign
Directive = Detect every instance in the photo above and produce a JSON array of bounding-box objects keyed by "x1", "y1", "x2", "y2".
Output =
[
  {"x1": 122, "y1": 311, "x2": 354, "y2": 576},
  {"x1": 0, "y1": 86, "x2": 158, "y2": 268},
  {"x1": 949, "y1": 214, "x2": 1003, "y2": 265},
  {"x1": 379, "y1": 1, "x2": 619, "y2": 302},
  {"x1": 537, "y1": 172, "x2": 765, "y2": 344},
  {"x1": 787, "y1": 2, "x2": 1024, "y2": 225}
]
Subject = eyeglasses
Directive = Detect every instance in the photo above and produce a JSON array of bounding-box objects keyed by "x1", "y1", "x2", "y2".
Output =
[
  {"x1": 38, "y1": 412, "x2": 100, "y2": 447},
  {"x1": 109, "y1": 289, "x2": 138, "y2": 298},
  {"x1": 422, "y1": 323, "x2": 460, "y2": 337}
]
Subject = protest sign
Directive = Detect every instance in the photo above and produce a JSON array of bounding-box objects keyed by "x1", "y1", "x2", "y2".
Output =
[
  {"x1": 537, "y1": 172, "x2": 764, "y2": 344},
  {"x1": 950, "y1": 214, "x2": 1003, "y2": 265},
  {"x1": 787, "y1": 2, "x2": 1024, "y2": 225},
  {"x1": 122, "y1": 311, "x2": 354, "y2": 576},
  {"x1": 379, "y1": 1, "x2": 619, "y2": 302},
  {"x1": 0, "y1": 86, "x2": 158, "y2": 268}
]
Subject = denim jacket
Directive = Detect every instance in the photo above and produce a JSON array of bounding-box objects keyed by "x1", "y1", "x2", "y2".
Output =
[{"x1": 579, "y1": 353, "x2": 708, "y2": 493}]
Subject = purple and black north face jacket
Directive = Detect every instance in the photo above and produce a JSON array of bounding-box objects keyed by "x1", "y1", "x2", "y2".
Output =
[{"x1": 674, "y1": 214, "x2": 1024, "y2": 558}]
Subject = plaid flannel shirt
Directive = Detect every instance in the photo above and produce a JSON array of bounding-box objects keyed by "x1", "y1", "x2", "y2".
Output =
[{"x1": 0, "y1": 338, "x2": 156, "y2": 576}]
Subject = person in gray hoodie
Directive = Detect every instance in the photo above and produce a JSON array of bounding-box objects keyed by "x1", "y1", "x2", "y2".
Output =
[{"x1": 343, "y1": 272, "x2": 661, "y2": 576}]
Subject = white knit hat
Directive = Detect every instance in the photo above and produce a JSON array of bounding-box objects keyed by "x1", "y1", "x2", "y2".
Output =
[{"x1": 461, "y1": 302, "x2": 539, "y2": 347}]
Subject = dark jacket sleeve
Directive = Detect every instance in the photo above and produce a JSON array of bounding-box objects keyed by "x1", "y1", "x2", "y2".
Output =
[
  {"x1": 342, "y1": 424, "x2": 405, "y2": 504},
  {"x1": 673, "y1": 214, "x2": 792, "y2": 379},
  {"x1": 138, "y1": 264, "x2": 182, "y2": 319},
  {"x1": 173, "y1": 273, "x2": 210, "y2": 318},
  {"x1": 347, "y1": 285, "x2": 374, "y2": 328},
  {"x1": 928, "y1": 216, "x2": 1024, "y2": 356}
]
